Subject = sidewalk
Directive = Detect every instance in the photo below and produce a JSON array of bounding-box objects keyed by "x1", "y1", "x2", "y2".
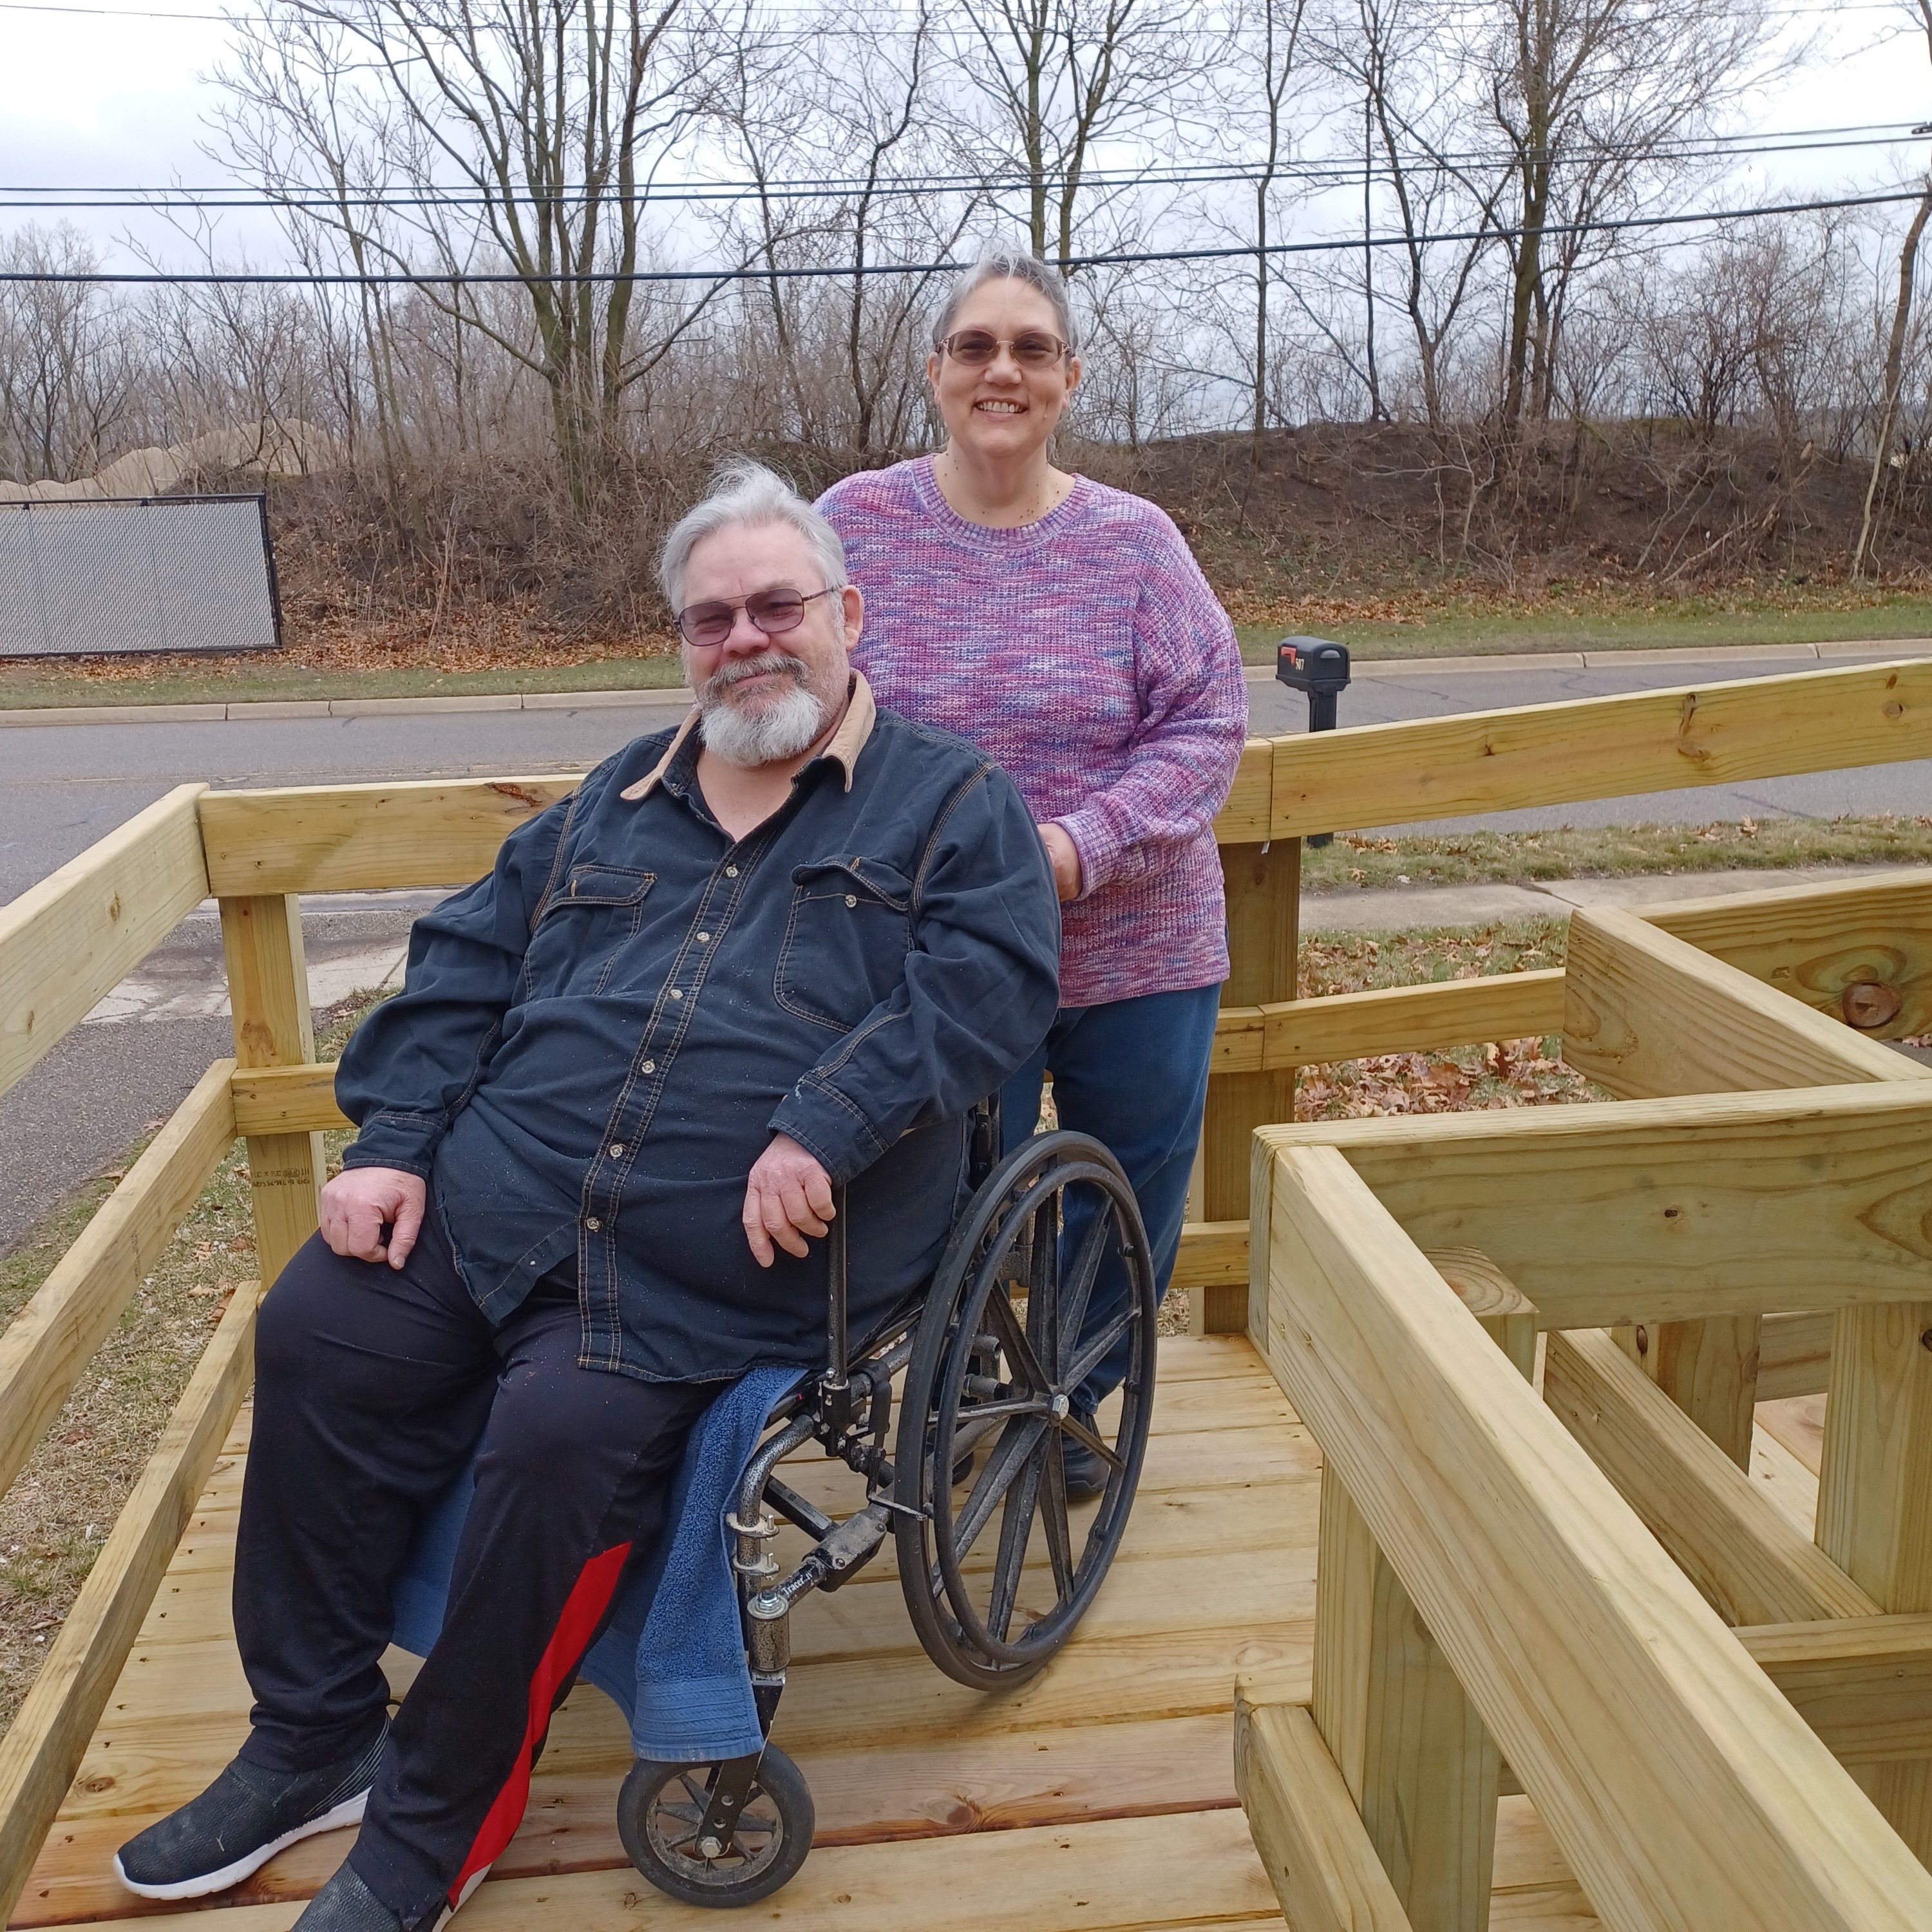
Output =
[{"x1": 5, "y1": 636, "x2": 1931, "y2": 729}]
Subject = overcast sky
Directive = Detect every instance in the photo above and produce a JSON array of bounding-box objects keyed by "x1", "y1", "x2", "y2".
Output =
[{"x1": 0, "y1": 0, "x2": 1926, "y2": 273}]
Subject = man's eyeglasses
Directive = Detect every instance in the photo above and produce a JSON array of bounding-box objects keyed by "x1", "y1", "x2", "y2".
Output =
[
  {"x1": 936, "y1": 328, "x2": 1071, "y2": 369},
  {"x1": 674, "y1": 585, "x2": 837, "y2": 649}
]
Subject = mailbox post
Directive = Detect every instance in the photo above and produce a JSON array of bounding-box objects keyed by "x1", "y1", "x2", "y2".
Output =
[{"x1": 1274, "y1": 636, "x2": 1351, "y2": 847}]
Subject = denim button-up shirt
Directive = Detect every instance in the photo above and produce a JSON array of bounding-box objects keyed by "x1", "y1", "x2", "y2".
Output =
[{"x1": 334, "y1": 676, "x2": 1061, "y2": 1384}]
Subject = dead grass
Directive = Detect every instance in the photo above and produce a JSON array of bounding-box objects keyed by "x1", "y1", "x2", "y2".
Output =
[
  {"x1": 1302, "y1": 815, "x2": 1932, "y2": 893},
  {"x1": 0, "y1": 996, "x2": 376, "y2": 1735}
]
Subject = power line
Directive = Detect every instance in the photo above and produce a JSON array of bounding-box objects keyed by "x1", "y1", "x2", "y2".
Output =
[
  {"x1": 1, "y1": 121, "x2": 1922, "y2": 212},
  {"x1": 1, "y1": 184, "x2": 1921, "y2": 285}
]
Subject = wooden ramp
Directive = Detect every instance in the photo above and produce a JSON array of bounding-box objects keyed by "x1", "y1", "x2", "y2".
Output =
[{"x1": 8, "y1": 1337, "x2": 1598, "y2": 1932}]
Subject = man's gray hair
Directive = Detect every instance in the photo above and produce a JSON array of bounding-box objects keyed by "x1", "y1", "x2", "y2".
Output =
[
  {"x1": 658, "y1": 459, "x2": 848, "y2": 612},
  {"x1": 931, "y1": 244, "x2": 1079, "y2": 354}
]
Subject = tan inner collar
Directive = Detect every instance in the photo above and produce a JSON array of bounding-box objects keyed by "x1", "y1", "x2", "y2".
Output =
[{"x1": 619, "y1": 669, "x2": 875, "y2": 802}]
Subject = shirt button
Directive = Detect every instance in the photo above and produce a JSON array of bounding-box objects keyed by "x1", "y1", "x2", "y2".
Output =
[
  {"x1": 585, "y1": 1216, "x2": 601, "y2": 1232},
  {"x1": 668, "y1": 987, "x2": 683, "y2": 1001},
  {"x1": 725, "y1": 865, "x2": 739, "y2": 878},
  {"x1": 642, "y1": 1059, "x2": 656, "y2": 1074},
  {"x1": 696, "y1": 931, "x2": 711, "y2": 943},
  {"x1": 609, "y1": 1143, "x2": 625, "y2": 1159},
  {"x1": 844, "y1": 894, "x2": 857, "y2": 907}
]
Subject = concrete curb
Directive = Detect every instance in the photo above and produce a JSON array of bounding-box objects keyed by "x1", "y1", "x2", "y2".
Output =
[{"x1": 5, "y1": 636, "x2": 1932, "y2": 728}]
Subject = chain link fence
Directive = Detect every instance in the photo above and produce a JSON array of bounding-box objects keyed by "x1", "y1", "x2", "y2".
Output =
[{"x1": 0, "y1": 495, "x2": 282, "y2": 659}]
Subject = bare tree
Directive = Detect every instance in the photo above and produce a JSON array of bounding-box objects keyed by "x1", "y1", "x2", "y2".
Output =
[
  {"x1": 216, "y1": 0, "x2": 735, "y2": 500},
  {"x1": 1855, "y1": 0, "x2": 1932, "y2": 576}
]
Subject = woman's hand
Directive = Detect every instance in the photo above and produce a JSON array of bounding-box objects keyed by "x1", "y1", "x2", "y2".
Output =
[
  {"x1": 743, "y1": 1133, "x2": 836, "y2": 1267},
  {"x1": 1039, "y1": 822, "x2": 1083, "y2": 902}
]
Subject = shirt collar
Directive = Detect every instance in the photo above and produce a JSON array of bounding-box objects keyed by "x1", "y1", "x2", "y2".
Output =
[{"x1": 620, "y1": 669, "x2": 875, "y2": 803}]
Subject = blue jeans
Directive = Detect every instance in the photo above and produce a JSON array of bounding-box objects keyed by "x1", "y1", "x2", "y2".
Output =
[{"x1": 999, "y1": 983, "x2": 1223, "y2": 1414}]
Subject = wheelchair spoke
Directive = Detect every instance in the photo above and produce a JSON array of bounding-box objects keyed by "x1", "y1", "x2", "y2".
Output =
[
  {"x1": 1027, "y1": 1189, "x2": 1059, "y2": 1365},
  {"x1": 953, "y1": 1414, "x2": 1048, "y2": 1557},
  {"x1": 1063, "y1": 1305, "x2": 1137, "y2": 1397},
  {"x1": 987, "y1": 1435, "x2": 1048, "y2": 1642},
  {"x1": 983, "y1": 1279, "x2": 1051, "y2": 1395},
  {"x1": 955, "y1": 1394, "x2": 1050, "y2": 1424},
  {"x1": 1053, "y1": 1210, "x2": 1113, "y2": 1385},
  {"x1": 1057, "y1": 1405, "x2": 1125, "y2": 1473},
  {"x1": 1039, "y1": 1432, "x2": 1074, "y2": 1598}
]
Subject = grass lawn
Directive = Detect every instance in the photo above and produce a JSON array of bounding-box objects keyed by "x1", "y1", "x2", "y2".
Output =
[
  {"x1": 0, "y1": 649, "x2": 690, "y2": 713},
  {"x1": 1300, "y1": 813, "x2": 1932, "y2": 891},
  {"x1": 8, "y1": 585, "x2": 1932, "y2": 709},
  {"x1": 1234, "y1": 588, "x2": 1932, "y2": 663}
]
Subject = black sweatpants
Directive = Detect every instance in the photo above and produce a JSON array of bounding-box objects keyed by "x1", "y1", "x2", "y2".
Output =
[{"x1": 233, "y1": 1213, "x2": 710, "y2": 1929}]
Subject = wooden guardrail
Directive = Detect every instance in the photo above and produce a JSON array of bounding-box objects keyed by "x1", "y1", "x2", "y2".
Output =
[
  {"x1": 1, "y1": 656, "x2": 1931, "y2": 1922},
  {"x1": 1235, "y1": 868, "x2": 1932, "y2": 1927}
]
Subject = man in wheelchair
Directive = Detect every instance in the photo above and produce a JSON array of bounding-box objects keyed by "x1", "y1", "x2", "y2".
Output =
[{"x1": 112, "y1": 461, "x2": 1061, "y2": 1932}]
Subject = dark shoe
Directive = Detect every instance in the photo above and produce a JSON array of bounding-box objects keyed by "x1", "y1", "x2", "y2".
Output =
[
  {"x1": 1059, "y1": 1416, "x2": 1109, "y2": 1503},
  {"x1": 114, "y1": 1724, "x2": 386, "y2": 1901},
  {"x1": 290, "y1": 1853, "x2": 493, "y2": 1932},
  {"x1": 291, "y1": 1862, "x2": 404, "y2": 1932}
]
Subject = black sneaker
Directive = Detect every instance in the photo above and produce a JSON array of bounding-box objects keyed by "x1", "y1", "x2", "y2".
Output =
[
  {"x1": 291, "y1": 1862, "x2": 403, "y2": 1932},
  {"x1": 114, "y1": 1723, "x2": 386, "y2": 1901},
  {"x1": 290, "y1": 1857, "x2": 491, "y2": 1932}
]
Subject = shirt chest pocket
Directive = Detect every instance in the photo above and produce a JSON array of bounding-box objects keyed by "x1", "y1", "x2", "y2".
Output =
[
  {"x1": 525, "y1": 864, "x2": 655, "y2": 997},
  {"x1": 775, "y1": 855, "x2": 914, "y2": 1032}
]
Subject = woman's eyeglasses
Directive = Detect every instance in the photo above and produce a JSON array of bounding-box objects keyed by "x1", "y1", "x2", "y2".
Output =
[
  {"x1": 937, "y1": 328, "x2": 1071, "y2": 369},
  {"x1": 674, "y1": 584, "x2": 837, "y2": 649}
]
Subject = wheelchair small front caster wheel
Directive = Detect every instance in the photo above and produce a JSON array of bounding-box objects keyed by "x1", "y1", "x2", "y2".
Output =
[{"x1": 617, "y1": 1746, "x2": 813, "y2": 1907}]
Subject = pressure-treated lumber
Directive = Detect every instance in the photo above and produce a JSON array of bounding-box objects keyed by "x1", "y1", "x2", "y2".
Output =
[
  {"x1": 1742, "y1": 1615, "x2": 1932, "y2": 1768},
  {"x1": 0, "y1": 784, "x2": 209, "y2": 1102},
  {"x1": 0, "y1": 1059, "x2": 234, "y2": 1504},
  {"x1": 1310, "y1": 1255, "x2": 1533, "y2": 1931},
  {"x1": 1258, "y1": 1141, "x2": 1932, "y2": 1931},
  {"x1": 1817, "y1": 1296, "x2": 1932, "y2": 1858},
  {"x1": 1268, "y1": 658, "x2": 1932, "y2": 840},
  {"x1": 1649, "y1": 868, "x2": 1932, "y2": 1041},
  {"x1": 1564, "y1": 901, "x2": 1926, "y2": 1466},
  {"x1": 1195, "y1": 835, "x2": 1300, "y2": 1336},
  {"x1": 230, "y1": 1060, "x2": 350, "y2": 1135},
  {"x1": 1563, "y1": 903, "x2": 1925, "y2": 1102},
  {"x1": 1217, "y1": 737, "x2": 1275, "y2": 842},
  {"x1": 1542, "y1": 1327, "x2": 1877, "y2": 1627},
  {"x1": 198, "y1": 775, "x2": 582, "y2": 895},
  {"x1": 1255, "y1": 1081, "x2": 1932, "y2": 1330},
  {"x1": 0, "y1": 1278, "x2": 261, "y2": 1926},
  {"x1": 1235, "y1": 1696, "x2": 1416, "y2": 1932},
  {"x1": 1759, "y1": 1311, "x2": 1836, "y2": 1403},
  {"x1": 1211, "y1": 970, "x2": 1566, "y2": 1076},
  {"x1": 1172, "y1": 1219, "x2": 1246, "y2": 1293},
  {"x1": 220, "y1": 896, "x2": 323, "y2": 1289}
]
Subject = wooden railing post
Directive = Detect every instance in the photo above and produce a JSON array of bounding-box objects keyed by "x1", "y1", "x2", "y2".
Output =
[
  {"x1": 1308, "y1": 1257, "x2": 1535, "y2": 1932},
  {"x1": 219, "y1": 894, "x2": 323, "y2": 1289},
  {"x1": 1194, "y1": 837, "x2": 1299, "y2": 1334},
  {"x1": 1817, "y1": 1302, "x2": 1932, "y2": 1862}
]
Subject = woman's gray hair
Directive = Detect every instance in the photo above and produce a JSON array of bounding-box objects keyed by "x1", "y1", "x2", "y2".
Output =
[
  {"x1": 931, "y1": 245, "x2": 1078, "y2": 354},
  {"x1": 658, "y1": 458, "x2": 848, "y2": 611}
]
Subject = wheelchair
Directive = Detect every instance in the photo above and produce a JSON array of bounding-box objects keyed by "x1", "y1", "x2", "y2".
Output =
[{"x1": 614, "y1": 1099, "x2": 1159, "y2": 1906}]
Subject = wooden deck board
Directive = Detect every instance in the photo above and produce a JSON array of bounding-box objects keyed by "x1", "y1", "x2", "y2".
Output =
[{"x1": 10, "y1": 1336, "x2": 1603, "y2": 1932}]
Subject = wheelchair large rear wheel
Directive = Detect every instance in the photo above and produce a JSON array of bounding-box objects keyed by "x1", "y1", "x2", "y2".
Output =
[{"x1": 894, "y1": 1130, "x2": 1157, "y2": 1689}]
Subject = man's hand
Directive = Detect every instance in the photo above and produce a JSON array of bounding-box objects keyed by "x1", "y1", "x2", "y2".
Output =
[
  {"x1": 319, "y1": 1166, "x2": 427, "y2": 1268},
  {"x1": 1039, "y1": 822, "x2": 1082, "y2": 902},
  {"x1": 742, "y1": 1133, "x2": 835, "y2": 1268}
]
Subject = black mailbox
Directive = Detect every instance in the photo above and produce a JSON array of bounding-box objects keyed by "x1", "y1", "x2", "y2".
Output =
[{"x1": 1274, "y1": 637, "x2": 1350, "y2": 846}]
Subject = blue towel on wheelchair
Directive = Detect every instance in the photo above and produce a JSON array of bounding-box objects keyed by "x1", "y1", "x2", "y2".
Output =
[{"x1": 390, "y1": 1363, "x2": 803, "y2": 1765}]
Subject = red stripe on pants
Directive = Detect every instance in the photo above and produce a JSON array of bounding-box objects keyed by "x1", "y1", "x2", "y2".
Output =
[{"x1": 449, "y1": 1540, "x2": 633, "y2": 1901}]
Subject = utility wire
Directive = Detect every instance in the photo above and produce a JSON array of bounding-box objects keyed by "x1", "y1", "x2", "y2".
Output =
[
  {"x1": 1, "y1": 184, "x2": 1922, "y2": 284},
  {"x1": 3, "y1": 121, "x2": 1924, "y2": 210}
]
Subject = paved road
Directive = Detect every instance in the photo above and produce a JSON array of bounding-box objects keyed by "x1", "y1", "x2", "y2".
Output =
[{"x1": 5, "y1": 649, "x2": 1929, "y2": 1257}]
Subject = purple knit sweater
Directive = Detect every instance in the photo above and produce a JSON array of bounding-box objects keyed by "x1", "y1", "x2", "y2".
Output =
[{"x1": 819, "y1": 456, "x2": 1247, "y2": 1008}]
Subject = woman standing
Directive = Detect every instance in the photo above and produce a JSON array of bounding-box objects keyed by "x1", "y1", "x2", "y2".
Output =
[{"x1": 818, "y1": 248, "x2": 1246, "y2": 1495}]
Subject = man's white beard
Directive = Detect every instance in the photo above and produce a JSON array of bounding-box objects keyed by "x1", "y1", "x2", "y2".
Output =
[{"x1": 696, "y1": 654, "x2": 829, "y2": 767}]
